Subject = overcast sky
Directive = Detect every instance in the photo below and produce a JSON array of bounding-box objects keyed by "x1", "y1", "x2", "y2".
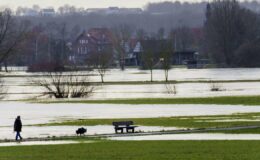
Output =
[{"x1": 0, "y1": 0, "x2": 199, "y2": 9}]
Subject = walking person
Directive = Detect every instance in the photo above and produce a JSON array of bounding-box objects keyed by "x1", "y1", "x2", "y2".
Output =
[{"x1": 14, "y1": 116, "x2": 23, "y2": 141}]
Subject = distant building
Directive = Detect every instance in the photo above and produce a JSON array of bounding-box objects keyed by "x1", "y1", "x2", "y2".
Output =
[
  {"x1": 124, "y1": 39, "x2": 142, "y2": 66},
  {"x1": 21, "y1": 9, "x2": 39, "y2": 16},
  {"x1": 133, "y1": 40, "x2": 203, "y2": 68},
  {"x1": 138, "y1": 40, "x2": 168, "y2": 67},
  {"x1": 70, "y1": 28, "x2": 113, "y2": 64},
  {"x1": 173, "y1": 51, "x2": 199, "y2": 65},
  {"x1": 86, "y1": 7, "x2": 142, "y2": 15},
  {"x1": 41, "y1": 8, "x2": 55, "y2": 16}
]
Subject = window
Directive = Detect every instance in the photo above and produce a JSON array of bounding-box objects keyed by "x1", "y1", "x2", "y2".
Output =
[
  {"x1": 85, "y1": 47, "x2": 88, "y2": 54},
  {"x1": 80, "y1": 40, "x2": 85, "y2": 44}
]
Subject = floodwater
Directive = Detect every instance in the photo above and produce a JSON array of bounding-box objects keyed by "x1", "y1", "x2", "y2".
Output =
[
  {"x1": 4, "y1": 68, "x2": 260, "y2": 82},
  {"x1": 2, "y1": 102, "x2": 260, "y2": 140},
  {"x1": 2, "y1": 68, "x2": 260, "y2": 100},
  {"x1": 2, "y1": 102, "x2": 260, "y2": 126},
  {"x1": 110, "y1": 133, "x2": 260, "y2": 140},
  {"x1": 4, "y1": 82, "x2": 260, "y2": 100},
  {"x1": 2, "y1": 68, "x2": 260, "y2": 140}
]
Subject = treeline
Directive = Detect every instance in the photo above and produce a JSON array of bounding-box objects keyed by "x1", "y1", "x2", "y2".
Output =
[
  {"x1": 12, "y1": 1, "x2": 260, "y2": 32},
  {"x1": 1, "y1": 0, "x2": 260, "y2": 69},
  {"x1": 204, "y1": 0, "x2": 260, "y2": 67}
]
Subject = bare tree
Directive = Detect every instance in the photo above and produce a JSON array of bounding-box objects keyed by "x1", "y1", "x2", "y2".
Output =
[
  {"x1": 32, "y1": 70, "x2": 94, "y2": 99},
  {"x1": 89, "y1": 51, "x2": 113, "y2": 83},
  {"x1": 160, "y1": 42, "x2": 173, "y2": 82},
  {"x1": 204, "y1": 0, "x2": 259, "y2": 66},
  {"x1": 136, "y1": 28, "x2": 147, "y2": 41},
  {"x1": 165, "y1": 83, "x2": 177, "y2": 95},
  {"x1": 234, "y1": 40, "x2": 260, "y2": 67},
  {"x1": 157, "y1": 27, "x2": 165, "y2": 40},
  {"x1": 173, "y1": 26, "x2": 193, "y2": 51},
  {"x1": 112, "y1": 24, "x2": 132, "y2": 70},
  {"x1": 0, "y1": 9, "x2": 30, "y2": 72},
  {"x1": 141, "y1": 49, "x2": 157, "y2": 82}
]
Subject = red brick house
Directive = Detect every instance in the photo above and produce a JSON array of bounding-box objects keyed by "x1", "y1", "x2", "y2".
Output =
[{"x1": 69, "y1": 28, "x2": 113, "y2": 64}]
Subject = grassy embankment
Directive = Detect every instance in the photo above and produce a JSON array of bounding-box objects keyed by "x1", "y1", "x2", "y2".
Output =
[
  {"x1": 1, "y1": 141, "x2": 260, "y2": 160},
  {"x1": 39, "y1": 95, "x2": 260, "y2": 105},
  {"x1": 38, "y1": 113, "x2": 260, "y2": 133}
]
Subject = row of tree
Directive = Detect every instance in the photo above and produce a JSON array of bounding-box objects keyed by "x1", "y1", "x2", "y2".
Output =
[
  {"x1": 204, "y1": 0, "x2": 260, "y2": 67},
  {"x1": 2, "y1": 0, "x2": 260, "y2": 71}
]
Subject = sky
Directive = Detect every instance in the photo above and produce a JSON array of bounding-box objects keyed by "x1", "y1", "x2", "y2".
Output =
[{"x1": 0, "y1": 0, "x2": 199, "y2": 10}]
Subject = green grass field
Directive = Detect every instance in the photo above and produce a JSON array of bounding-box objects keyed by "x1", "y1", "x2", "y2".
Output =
[
  {"x1": 38, "y1": 113, "x2": 260, "y2": 133},
  {"x1": 0, "y1": 141, "x2": 260, "y2": 160},
  {"x1": 38, "y1": 95, "x2": 260, "y2": 105}
]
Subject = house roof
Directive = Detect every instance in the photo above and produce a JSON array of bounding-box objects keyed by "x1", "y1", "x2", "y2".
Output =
[
  {"x1": 74, "y1": 28, "x2": 113, "y2": 45},
  {"x1": 87, "y1": 28, "x2": 113, "y2": 43}
]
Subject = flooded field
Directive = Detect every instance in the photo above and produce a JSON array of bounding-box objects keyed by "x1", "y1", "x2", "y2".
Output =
[
  {"x1": 3, "y1": 68, "x2": 260, "y2": 100},
  {"x1": 2, "y1": 68, "x2": 260, "y2": 141},
  {"x1": 2, "y1": 102, "x2": 260, "y2": 126},
  {"x1": 1, "y1": 102, "x2": 260, "y2": 140},
  {"x1": 4, "y1": 68, "x2": 260, "y2": 82},
  {"x1": 5, "y1": 82, "x2": 260, "y2": 100}
]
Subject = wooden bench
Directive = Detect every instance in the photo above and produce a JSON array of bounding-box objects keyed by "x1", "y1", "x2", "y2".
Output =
[{"x1": 112, "y1": 121, "x2": 138, "y2": 134}]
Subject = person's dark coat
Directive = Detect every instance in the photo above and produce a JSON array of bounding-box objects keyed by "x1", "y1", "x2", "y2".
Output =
[{"x1": 14, "y1": 118, "x2": 22, "y2": 132}]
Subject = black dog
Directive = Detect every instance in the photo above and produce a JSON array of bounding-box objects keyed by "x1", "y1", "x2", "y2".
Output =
[{"x1": 76, "y1": 127, "x2": 87, "y2": 136}]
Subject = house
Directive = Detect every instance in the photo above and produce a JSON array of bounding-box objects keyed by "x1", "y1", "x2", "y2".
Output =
[
  {"x1": 124, "y1": 39, "x2": 142, "y2": 66},
  {"x1": 133, "y1": 40, "x2": 202, "y2": 68},
  {"x1": 22, "y1": 9, "x2": 39, "y2": 16},
  {"x1": 86, "y1": 7, "x2": 142, "y2": 15},
  {"x1": 173, "y1": 51, "x2": 199, "y2": 65},
  {"x1": 138, "y1": 40, "x2": 171, "y2": 68},
  {"x1": 70, "y1": 28, "x2": 113, "y2": 64}
]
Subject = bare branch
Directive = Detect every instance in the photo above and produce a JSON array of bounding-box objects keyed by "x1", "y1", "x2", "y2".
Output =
[{"x1": 31, "y1": 70, "x2": 94, "y2": 99}]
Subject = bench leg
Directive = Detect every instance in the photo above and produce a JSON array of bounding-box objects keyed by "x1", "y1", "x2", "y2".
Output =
[
  {"x1": 115, "y1": 129, "x2": 124, "y2": 134},
  {"x1": 126, "y1": 128, "x2": 135, "y2": 133}
]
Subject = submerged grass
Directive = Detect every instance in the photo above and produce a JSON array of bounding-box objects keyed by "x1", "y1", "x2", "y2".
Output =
[
  {"x1": 39, "y1": 112, "x2": 260, "y2": 130},
  {"x1": 38, "y1": 95, "x2": 260, "y2": 105},
  {"x1": 1, "y1": 141, "x2": 260, "y2": 160}
]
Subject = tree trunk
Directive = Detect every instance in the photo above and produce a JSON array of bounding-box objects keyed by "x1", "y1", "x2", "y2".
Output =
[
  {"x1": 101, "y1": 75, "x2": 104, "y2": 83},
  {"x1": 120, "y1": 59, "x2": 125, "y2": 71},
  {"x1": 165, "y1": 69, "x2": 168, "y2": 82},
  {"x1": 4, "y1": 61, "x2": 8, "y2": 73},
  {"x1": 150, "y1": 69, "x2": 153, "y2": 82}
]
